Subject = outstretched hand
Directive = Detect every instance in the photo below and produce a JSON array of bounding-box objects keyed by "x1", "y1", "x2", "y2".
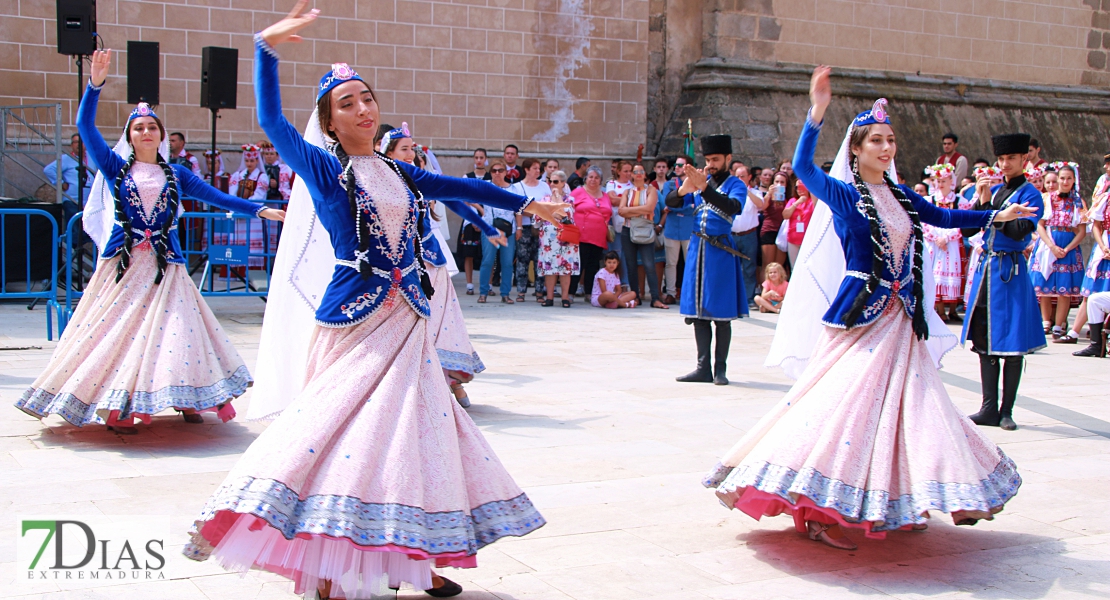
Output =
[
  {"x1": 525, "y1": 201, "x2": 568, "y2": 224},
  {"x1": 809, "y1": 65, "x2": 832, "y2": 124},
  {"x1": 995, "y1": 203, "x2": 1037, "y2": 222},
  {"x1": 90, "y1": 49, "x2": 111, "y2": 87},
  {"x1": 261, "y1": 0, "x2": 320, "y2": 47},
  {"x1": 260, "y1": 208, "x2": 286, "y2": 222},
  {"x1": 487, "y1": 232, "x2": 508, "y2": 247}
]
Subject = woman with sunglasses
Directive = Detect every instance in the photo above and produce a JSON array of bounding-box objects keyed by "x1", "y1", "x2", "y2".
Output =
[
  {"x1": 537, "y1": 170, "x2": 580, "y2": 306},
  {"x1": 478, "y1": 158, "x2": 519, "y2": 303}
]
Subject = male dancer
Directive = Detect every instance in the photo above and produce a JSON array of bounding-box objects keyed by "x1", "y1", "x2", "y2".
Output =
[
  {"x1": 669, "y1": 134, "x2": 747, "y2": 385},
  {"x1": 961, "y1": 133, "x2": 1046, "y2": 431}
]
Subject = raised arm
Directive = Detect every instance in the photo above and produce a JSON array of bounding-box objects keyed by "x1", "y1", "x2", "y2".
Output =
[
  {"x1": 442, "y1": 199, "x2": 498, "y2": 237},
  {"x1": 253, "y1": 36, "x2": 339, "y2": 196},
  {"x1": 75, "y1": 81, "x2": 124, "y2": 178},
  {"x1": 791, "y1": 116, "x2": 860, "y2": 220}
]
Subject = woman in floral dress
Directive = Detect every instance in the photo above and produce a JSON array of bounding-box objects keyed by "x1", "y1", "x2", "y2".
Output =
[{"x1": 537, "y1": 170, "x2": 581, "y2": 307}]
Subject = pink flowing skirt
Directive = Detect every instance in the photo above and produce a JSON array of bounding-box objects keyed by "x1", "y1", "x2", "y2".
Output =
[
  {"x1": 184, "y1": 293, "x2": 543, "y2": 597},
  {"x1": 427, "y1": 265, "x2": 484, "y2": 376},
  {"x1": 704, "y1": 303, "x2": 1020, "y2": 539},
  {"x1": 15, "y1": 246, "x2": 247, "y2": 426}
]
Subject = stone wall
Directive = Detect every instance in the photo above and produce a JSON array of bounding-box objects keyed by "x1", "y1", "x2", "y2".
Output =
[{"x1": 0, "y1": 0, "x2": 648, "y2": 157}]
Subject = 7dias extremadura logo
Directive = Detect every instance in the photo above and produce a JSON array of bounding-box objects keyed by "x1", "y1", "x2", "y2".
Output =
[{"x1": 20, "y1": 518, "x2": 166, "y2": 583}]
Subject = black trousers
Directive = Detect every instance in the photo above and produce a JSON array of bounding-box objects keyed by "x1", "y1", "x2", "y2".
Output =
[{"x1": 574, "y1": 242, "x2": 606, "y2": 298}]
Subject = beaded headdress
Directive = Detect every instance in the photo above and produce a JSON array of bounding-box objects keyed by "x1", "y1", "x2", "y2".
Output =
[
  {"x1": 378, "y1": 122, "x2": 411, "y2": 154},
  {"x1": 852, "y1": 98, "x2": 889, "y2": 128},
  {"x1": 127, "y1": 102, "x2": 158, "y2": 123},
  {"x1": 317, "y1": 62, "x2": 365, "y2": 101}
]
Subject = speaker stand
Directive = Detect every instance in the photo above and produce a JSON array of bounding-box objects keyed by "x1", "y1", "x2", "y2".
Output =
[
  {"x1": 72, "y1": 53, "x2": 90, "y2": 293},
  {"x1": 209, "y1": 107, "x2": 220, "y2": 189}
]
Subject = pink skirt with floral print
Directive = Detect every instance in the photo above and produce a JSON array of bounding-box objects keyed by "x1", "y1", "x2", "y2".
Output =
[
  {"x1": 15, "y1": 246, "x2": 248, "y2": 427},
  {"x1": 704, "y1": 302, "x2": 1020, "y2": 539},
  {"x1": 184, "y1": 295, "x2": 543, "y2": 597}
]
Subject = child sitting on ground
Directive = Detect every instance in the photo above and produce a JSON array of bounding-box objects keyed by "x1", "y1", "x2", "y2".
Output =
[
  {"x1": 592, "y1": 251, "x2": 639, "y2": 309},
  {"x1": 754, "y1": 262, "x2": 789, "y2": 314}
]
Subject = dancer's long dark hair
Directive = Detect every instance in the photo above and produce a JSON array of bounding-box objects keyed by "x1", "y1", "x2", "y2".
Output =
[
  {"x1": 317, "y1": 92, "x2": 434, "y2": 298},
  {"x1": 114, "y1": 117, "x2": 178, "y2": 285},
  {"x1": 844, "y1": 124, "x2": 928, "y2": 340}
]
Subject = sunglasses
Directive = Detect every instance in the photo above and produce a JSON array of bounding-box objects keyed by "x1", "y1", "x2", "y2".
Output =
[
  {"x1": 549, "y1": 179, "x2": 563, "y2": 184},
  {"x1": 491, "y1": 168, "x2": 506, "y2": 173}
]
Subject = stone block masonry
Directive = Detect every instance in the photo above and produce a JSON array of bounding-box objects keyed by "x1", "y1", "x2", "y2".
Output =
[{"x1": 0, "y1": 0, "x2": 649, "y2": 159}]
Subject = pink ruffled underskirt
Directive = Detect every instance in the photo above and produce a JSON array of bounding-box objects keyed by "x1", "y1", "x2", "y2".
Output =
[
  {"x1": 734, "y1": 488, "x2": 924, "y2": 540},
  {"x1": 210, "y1": 514, "x2": 439, "y2": 596}
]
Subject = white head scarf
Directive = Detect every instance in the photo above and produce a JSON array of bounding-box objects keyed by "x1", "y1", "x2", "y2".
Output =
[
  {"x1": 84, "y1": 128, "x2": 171, "y2": 252},
  {"x1": 764, "y1": 117, "x2": 957, "y2": 379},
  {"x1": 247, "y1": 109, "x2": 336, "y2": 420}
]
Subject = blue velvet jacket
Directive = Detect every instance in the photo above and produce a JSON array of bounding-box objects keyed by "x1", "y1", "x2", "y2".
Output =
[
  {"x1": 421, "y1": 201, "x2": 498, "y2": 267},
  {"x1": 692, "y1": 175, "x2": 746, "y2": 237},
  {"x1": 255, "y1": 38, "x2": 530, "y2": 327},
  {"x1": 77, "y1": 84, "x2": 265, "y2": 263},
  {"x1": 793, "y1": 116, "x2": 997, "y2": 328}
]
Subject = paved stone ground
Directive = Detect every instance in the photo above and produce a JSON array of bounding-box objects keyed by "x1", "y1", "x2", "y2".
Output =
[{"x1": 1, "y1": 278, "x2": 1109, "y2": 599}]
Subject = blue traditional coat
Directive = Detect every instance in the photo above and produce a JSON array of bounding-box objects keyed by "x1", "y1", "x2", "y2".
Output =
[
  {"x1": 960, "y1": 180, "x2": 1047, "y2": 355},
  {"x1": 256, "y1": 38, "x2": 530, "y2": 327},
  {"x1": 793, "y1": 117, "x2": 996, "y2": 328},
  {"x1": 673, "y1": 173, "x2": 748, "y2": 320},
  {"x1": 77, "y1": 84, "x2": 266, "y2": 262}
]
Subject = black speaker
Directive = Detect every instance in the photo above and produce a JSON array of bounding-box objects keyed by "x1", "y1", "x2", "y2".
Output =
[
  {"x1": 56, "y1": 0, "x2": 97, "y2": 56},
  {"x1": 126, "y1": 41, "x2": 159, "y2": 105},
  {"x1": 200, "y1": 46, "x2": 238, "y2": 110}
]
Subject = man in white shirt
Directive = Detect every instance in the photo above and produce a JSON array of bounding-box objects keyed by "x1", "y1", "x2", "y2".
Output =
[{"x1": 731, "y1": 163, "x2": 764, "y2": 304}]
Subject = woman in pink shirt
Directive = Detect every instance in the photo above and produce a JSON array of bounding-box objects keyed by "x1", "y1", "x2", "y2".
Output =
[
  {"x1": 570, "y1": 166, "x2": 613, "y2": 298},
  {"x1": 782, "y1": 179, "x2": 816, "y2": 267}
]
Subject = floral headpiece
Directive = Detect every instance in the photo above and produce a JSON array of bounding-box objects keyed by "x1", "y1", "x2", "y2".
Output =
[
  {"x1": 203, "y1": 149, "x2": 221, "y2": 156},
  {"x1": 317, "y1": 62, "x2": 365, "y2": 101},
  {"x1": 241, "y1": 144, "x2": 261, "y2": 160},
  {"x1": 378, "y1": 122, "x2": 411, "y2": 155},
  {"x1": 973, "y1": 166, "x2": 1003, "y2": 180},
  {"x1": 127, "y1": 102, "x2": 158, "y2": 123},
  {"x1": 1023, "y1": 164, "x2": 1045, "y2": 181},
  {"x1": 924, "y1": 163, "x2": 955, "y2": 179},
  {"x1": 853, "y1": 98, "x2": 889, "y2": 128},
  {"x1": 1049, "y1": 161, "x2": 1080, "y2": 193}
]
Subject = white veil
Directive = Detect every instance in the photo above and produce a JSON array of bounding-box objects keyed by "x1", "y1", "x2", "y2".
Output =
[
  {"x1": 765, "y1": 120, "x2": 957, "y2": 379},
  {"x1": 84, "y1": 131, "x2": 171, "y2": 252},
  {"x1": 247, "y1": 109, "x2": 335, "y2": 420}
]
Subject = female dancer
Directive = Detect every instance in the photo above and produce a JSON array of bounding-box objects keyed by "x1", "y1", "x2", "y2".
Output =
[
  {"x1": 923, "y1": 163, "x2": 963, "y2": 321},
  {"x1": 705, "y1": 66, "x2": 1032, "y2": 550},
  {"x1": 1031, "y1": 163, "x2": 1086, "y2": 338},
  {"x1": 15, "y1": 50, "x2": 284, "y2": 433},
  {"x1": 380, "y1": 122, "x2": 505, "y2": 407},
  {"x1": 1059, "y1": 185, "x2": 1110, "y2": 351},
  {"x1": 185, "y1": 4, "x2": 561, "y2": 597}
]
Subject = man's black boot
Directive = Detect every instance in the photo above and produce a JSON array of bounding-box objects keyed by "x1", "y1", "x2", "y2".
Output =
[
  {"x1": 969, "y1": 354, "x2": 1001, "y2": 426},
  {"x1": 1073, "y1": 323, "x2": 1104, "y2": 357},
  {"x1": 677, "y1": 320, "x2": 713, "y2": 383},
  {"x1": 713, "y1": 321, "x2": 731, "y2": 385},
  {"x1": 999, "y1": 357, "x2": 1023, "y2": 431}
]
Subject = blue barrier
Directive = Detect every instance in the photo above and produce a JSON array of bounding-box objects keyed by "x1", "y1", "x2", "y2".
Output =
[
  {"x1": 56, "y1": 201, "x2": 284, "y2": 337},
  {"x1": 177, "y1": 209, "x2": 283, "y2": 297},
  {"x1": 0, "y1": 208, "x2": 62, "y2": 340},
  {"x1": 60, "y1": 211, "x2": 91, "y2": 333}
]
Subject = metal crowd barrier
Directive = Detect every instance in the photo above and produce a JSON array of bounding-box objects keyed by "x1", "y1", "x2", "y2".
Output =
[
  {"x1": 0, "y1": 208, "x2": 61, "y2": 340},
  {"x1": 60, "y1": 211, "x2": 91, "y2": 333}
]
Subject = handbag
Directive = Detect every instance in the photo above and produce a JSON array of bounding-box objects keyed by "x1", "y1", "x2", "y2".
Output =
[
  {"x1": 775, "y1": 219, "x2": 790, "y2": 252},
  {"x1": 557, "y1": 222, "x2": 581, "y2": 244},
  {"x1": 606, "y1": 224, "x2": 617, "y2": 243},
  {"x1": 493, "y1": 217, "x2": 513, "y2": 235},
  {"x1": 629, "y1": 216, "x2": 656, "y2": 245}
]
